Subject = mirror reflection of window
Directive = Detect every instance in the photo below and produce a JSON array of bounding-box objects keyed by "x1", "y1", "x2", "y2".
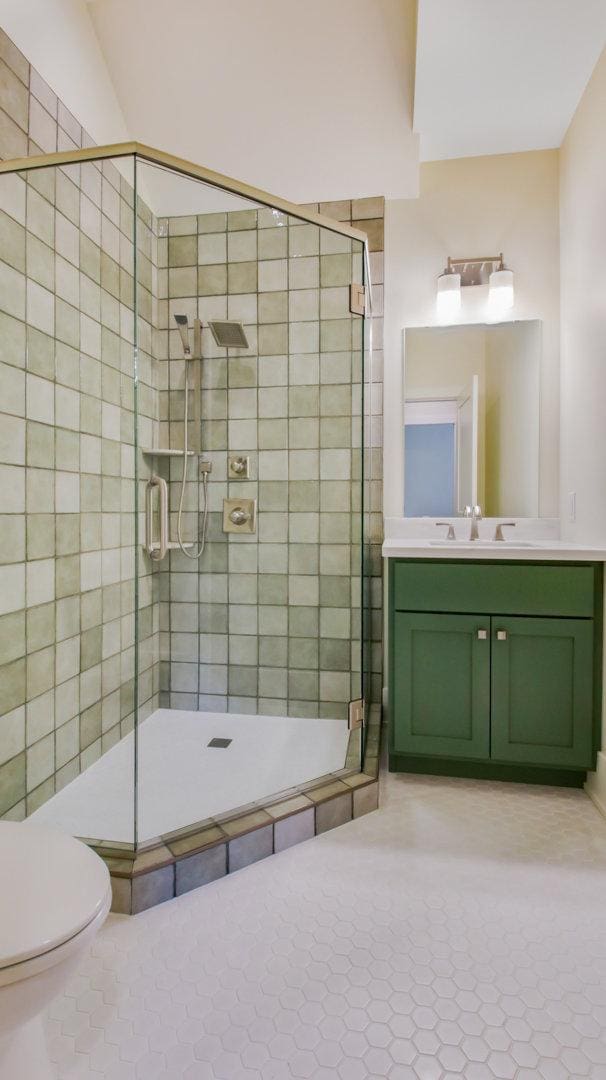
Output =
[{"x1": 403, "y1": 322, "x2": 541, "y2": 519}]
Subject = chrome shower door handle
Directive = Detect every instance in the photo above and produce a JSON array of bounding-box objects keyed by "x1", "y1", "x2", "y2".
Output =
[{"x1": 146, "y1": 474, "x2": 168, "y2": 561}]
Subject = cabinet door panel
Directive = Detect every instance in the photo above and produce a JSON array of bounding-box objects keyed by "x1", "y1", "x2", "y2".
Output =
[
  {"x1": 393, "y1": 612, "x2": 490, "y2": 759},
  {"x1": 491, "y1": 617, "x2": 593, "y2": 768}
]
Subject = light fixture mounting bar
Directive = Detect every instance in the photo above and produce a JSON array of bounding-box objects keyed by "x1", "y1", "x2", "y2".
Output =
[
  {"x1": 446, "y1": 253, "x2": 505, "y2": 288},
  {"x1": 447, "y1": 254, "x2": 504, "y2": 271}
]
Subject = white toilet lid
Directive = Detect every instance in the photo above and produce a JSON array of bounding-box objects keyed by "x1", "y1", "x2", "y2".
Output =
[{"x1": 0, "y1": 822, "x2": 111, "y2": 970}]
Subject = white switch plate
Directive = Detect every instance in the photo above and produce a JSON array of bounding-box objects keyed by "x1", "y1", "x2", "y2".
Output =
[{"x1": 568, "y1": 491, "x2": 576, "y2": 523}]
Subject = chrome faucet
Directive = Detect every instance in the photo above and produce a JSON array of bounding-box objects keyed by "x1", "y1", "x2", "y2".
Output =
[
  {"x1": 464, "y1": 504, "x2": 482, "y2": 541},
  {"x1": 436, "y1": 522, "x2": 456, "y2": 540},
  {"x1": 494, "y1": 521, "x2": 516, "y2": 541}
]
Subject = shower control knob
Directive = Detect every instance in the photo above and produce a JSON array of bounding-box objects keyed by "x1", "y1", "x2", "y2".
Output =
[
  {"x1": 229, "y1": 507, "x2": 250, "y2": 526},
  {"x1": 231, "y1": 457, "x2": 247, "y2": 474},
  {"x1": 223, "y1": 497, "x2": 256, "y2": 534}
]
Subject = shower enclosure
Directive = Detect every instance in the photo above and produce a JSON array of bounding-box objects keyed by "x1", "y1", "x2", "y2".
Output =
[{"x1": 0, "y1": 143, "x2": 376, "y2": 899}]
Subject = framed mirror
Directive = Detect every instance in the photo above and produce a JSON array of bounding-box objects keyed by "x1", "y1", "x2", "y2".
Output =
[{"x1": 403, "y1": 320, "x2": 541, "y2": 518}]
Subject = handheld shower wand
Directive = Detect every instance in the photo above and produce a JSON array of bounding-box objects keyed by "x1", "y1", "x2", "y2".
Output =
[{"x1": 173, "y1": 313, "x2": 192, "y2": 356}]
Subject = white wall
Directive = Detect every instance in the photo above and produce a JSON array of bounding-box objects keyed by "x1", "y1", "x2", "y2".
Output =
[
  {"x1": 383, "y1": 150, "x2": 560, "y2": 518},
  {"x1": 559, "y1": 47, "x2": 606, "y2": 546},
  {"x1": 558, "y1": 47, "x2": 606, "y2": 801},
  {"x1": 0, "y1": 0, "x2": 129, "y2": 144}
]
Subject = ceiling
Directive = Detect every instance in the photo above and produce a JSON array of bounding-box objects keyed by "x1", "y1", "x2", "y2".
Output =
[
  {"x1": 83, "y1": 0, "x2": 419, "y2": 204},
  {"x1": 414, "y1": 0, "x2": 606, "y2": 162}
]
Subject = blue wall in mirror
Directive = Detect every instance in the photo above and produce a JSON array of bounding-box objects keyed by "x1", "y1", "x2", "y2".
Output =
[{"x1": 404, "y1": 423, "x2": 455, "y2": 517}]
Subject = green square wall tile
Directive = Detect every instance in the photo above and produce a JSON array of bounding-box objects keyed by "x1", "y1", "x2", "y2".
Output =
[
  {"x1": 258, "y1": 419, "x2": 287, "y2": 449},
  {"x1": 168, "y1": 234, "x2": 197, "y2": 266},
  {"x1": 0, "y1": 657, "x2": 25, "y2": 714},
  {"x1": 258, "y1": 636, "x2": 288, "y2": 668},
  {"x1": 258, "y1": 667, "x2": 287, "y2": 698},
  {"x1": 258, "y1": 606, "x2": 287, "y2": 636},
  {"x1": 289, "y1": 418, "x2": 319, "y2": 449},
  {"x1": 26, "y1": 514, "x2": 55, "y2": 559},
  {"x1": 0, "y1": 209, "x2": 25, "y2": 272},
  {"x1": 288, "y1": 638, "x2": 319, "y2": 670},
  {"x1": 288, "y1": 669, "x2": 318, "y2": 701},
  {"x1": 289, "y1": 607, "x2": 319, "y2": 638},
  {"x1": 0, "y1": 751, "x2": 25, "y2": 814},
  {"x1": 289, "y1": 386, "x2": 318, "y2": 417},
  {"x1": 198, "y1": 265, "x2": 227, "y2": 296},
  {"x1": 0, "y1": 515, "x2": 25, "y2": 564},
  {"x1": 227, "y1": 209, "x2": 257, "y2": 231},
  {"x1": 229, "y1": 635, "x2": 258, "y2": 666},
  {"x1": 198, "y1": 212, "x2": 227, "y2": 233},
  {"x1": 320, "y1": 638, "x2": 351, "y2": 671},
  {"x1": 320, "y1": 320, "x2": 352, "y2": 351},
  {"x1": 258, "y1": 291, "x2": 287, "y2": 324},
  {"x1": 27, "y1": 422, "x2": 54, "y2": 468},
  {"x1": 319, "y1": 577, "x2": 351, "y2": 607},
  {"x1": 228, "y1": 358, "x2": 257, "y2": 388},
  {"x1": 0, "y1": 612, "x2": 25, "y2": 666},
  {"x1": 258, "y1": 576, "x2": 288, "y2": 605},
  {"x1": 258, "y1": 323, "x2": 287, "y2": 356},
  {"x1": 320, "y1": 384, "x2": 351, "y2": 416},
  {"x1": 288, "y1": 545, "x2": 319, "y2": 575},
  {"x1": 228, "y1": 666, "x2": 258, "y2": 696},
  {"x1": 320, "y1": 253, "x2": 351, "y2": 287},
  {"x1": 228, "y1": 261, "x2": 257, "y2": 294},
  {"x1": 80, "y1": 701, "x2": 102, "y2": 750},
  {"x1": 258, "y1": 228, "x2": 287, "y2": 260},
  {"x1": 26, "y1": 603, "x2": 55, "y2": 653}
]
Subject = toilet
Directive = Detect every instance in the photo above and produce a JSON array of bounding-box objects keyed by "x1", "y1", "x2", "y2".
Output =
[{"x1": 0, "y1": 822, "x2": 112, "y2": 1080}]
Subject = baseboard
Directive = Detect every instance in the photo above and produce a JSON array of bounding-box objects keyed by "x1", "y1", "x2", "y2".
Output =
[
  {"x1": 389, "y1": 753, "x2": 586, "y2": 788},
  {"x1": 585, "y1": 751, "x2": 606, "y2": 818}
]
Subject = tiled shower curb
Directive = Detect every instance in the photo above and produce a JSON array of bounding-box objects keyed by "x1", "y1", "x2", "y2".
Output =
[{"x1": 97, "y1": 706, "x2": 381, "y2": 914}]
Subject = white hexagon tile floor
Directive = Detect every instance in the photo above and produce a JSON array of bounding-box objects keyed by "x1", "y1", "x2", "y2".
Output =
[{"x1": 46, "y1": 768, "x2": 606, "y2": 1079}]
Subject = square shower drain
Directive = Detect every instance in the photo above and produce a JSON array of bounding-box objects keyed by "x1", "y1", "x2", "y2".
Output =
[{"x1": 207, "y1": 737, "x2": 232, "y2": 748}]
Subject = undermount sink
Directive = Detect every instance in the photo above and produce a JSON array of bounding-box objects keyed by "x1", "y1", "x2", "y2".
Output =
[{"x1": 429, "y1": 540, "x2": 537, "y2": 548}]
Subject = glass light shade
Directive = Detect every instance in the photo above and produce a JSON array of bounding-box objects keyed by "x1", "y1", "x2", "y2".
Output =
[
  {"x1": 436, "y1": 271, "x2": 461, "y2": 319},
  {"x1": 488, "y1": 267, "x2": 514, "y2": 312}
]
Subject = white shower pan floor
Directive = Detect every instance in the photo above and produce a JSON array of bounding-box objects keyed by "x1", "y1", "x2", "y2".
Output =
[{"x1": 30, "y1": 708, "x2": 350, "y2": 845}]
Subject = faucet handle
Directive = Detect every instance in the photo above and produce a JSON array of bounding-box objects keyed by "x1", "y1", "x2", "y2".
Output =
[
  {"x1": 473, "y1": 505, "x2": 482, "y2": 519},
  {"x1": 436, "y1": 522, "x2": 456, "y2": 540},
  {"x1": 494, "y1": 521, "x2": 516, "y2": 541},
  {"x1": 464, "y1": 505, "x2": 472, "y2": 518}
]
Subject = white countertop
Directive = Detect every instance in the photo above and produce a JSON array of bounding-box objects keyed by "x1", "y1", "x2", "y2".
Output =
[
  {"x1": 382, "y1": 538, "x2": 606, "y2": 561},
  {"x1": 382, "y1": 518, "x2": 606, "y2": 561}
]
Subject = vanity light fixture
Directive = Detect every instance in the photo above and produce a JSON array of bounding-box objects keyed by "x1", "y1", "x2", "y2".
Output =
[
  {"x1": 437, "y1": 253, "x2": 515, "y2": 316},
  {"x1": 436, "y1": 264, "x2": 461, "y2": 319}
]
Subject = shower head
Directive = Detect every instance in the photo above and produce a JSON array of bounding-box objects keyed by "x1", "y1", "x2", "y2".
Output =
[
  {"x1": 174, "y1": 314, "x2": 191, "y2": 356},
  {"x1": 208, "y1": 320, "x2": 249, "y2": 350}
]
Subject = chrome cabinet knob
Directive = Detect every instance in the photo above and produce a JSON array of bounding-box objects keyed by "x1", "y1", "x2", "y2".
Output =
[
  {"x1": 496, "y1": 630, "x2": 508, "y2": 641},
  {"x1": 477, "y1": 629, "x2": 488, "y2": 640},
  {"x1": 229, "y1": 506, "x2": 249, "y2": 526}
]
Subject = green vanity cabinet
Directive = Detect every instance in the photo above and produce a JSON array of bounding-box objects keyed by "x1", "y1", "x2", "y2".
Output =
[
  {"x1": 490, "y1": 616, "x2": 594, "y2": 769},
  {"x1": 388, "y1": 560, "x2": 602, "y2": 786},
  {"x1": 393, "y1": 613, "x2": 490, "y2": 759}
]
